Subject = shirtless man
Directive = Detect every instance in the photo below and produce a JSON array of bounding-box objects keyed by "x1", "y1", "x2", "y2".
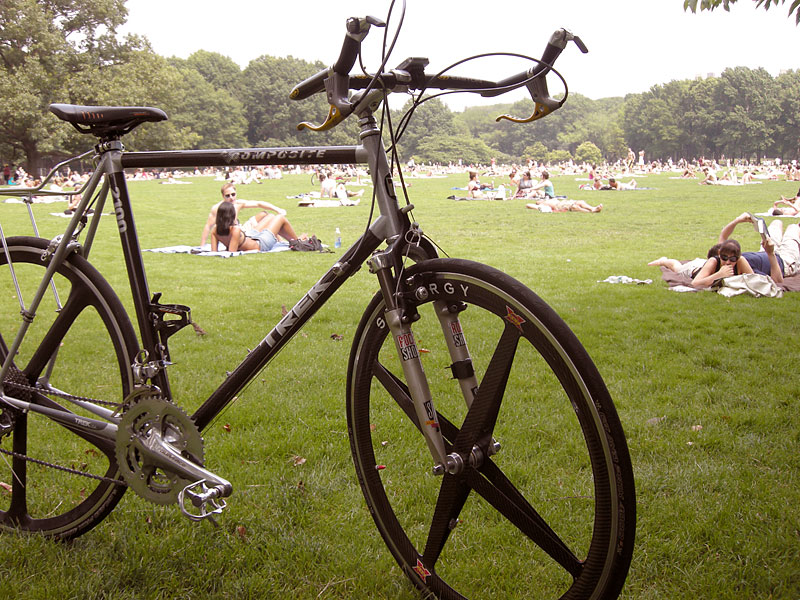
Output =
[{"x1": 200, "y1": 182, "x2": 287, "y2": 246}]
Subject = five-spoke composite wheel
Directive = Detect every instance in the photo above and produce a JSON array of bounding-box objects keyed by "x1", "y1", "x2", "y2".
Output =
[
  {"x1": 347, "y1": 258, "x2": 635, "y2": 599},
  {"x1": 0, "y1": 237, "x2": 138, "y2": 538}
]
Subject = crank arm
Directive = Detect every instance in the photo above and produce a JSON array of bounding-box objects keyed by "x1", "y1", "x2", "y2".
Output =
[{"x1": 131, "y1": 432, "x2": 233, "y2": 495}]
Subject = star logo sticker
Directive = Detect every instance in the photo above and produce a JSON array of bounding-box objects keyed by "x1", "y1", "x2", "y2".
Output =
[
  {"x1": 413, "y1": 558, "x2": 431, "y2": 582},
  {"x1": 504, "y1": 306, "x2": 526, "y2": 332}
]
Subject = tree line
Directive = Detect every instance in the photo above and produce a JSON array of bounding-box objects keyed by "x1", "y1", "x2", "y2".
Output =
[{"x1": 2, "y1": 1, "x2": 798, "y2": 174}]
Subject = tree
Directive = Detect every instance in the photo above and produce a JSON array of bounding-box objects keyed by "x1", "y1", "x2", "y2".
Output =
[
  {"x1": 772, "y1": 70, "x2": 800, "y2": 159},
  {"x1": 413, "y1": 134, "x2": 495, "y2": 166},
  {"x1": 169, "y1": 58, "x2": 247, "y2": 149},
  {"x1": 240, "y1": 55, "x2": 355, "y2": 147},
  {"x1": 683, "y1": 0, "x2": 800, "y2": 24},
  {"x1": 0, "y1": 0, "x2": 148, "y2": 171},
  {"x1": 522, "y1": 142, "x2": 548, "y2": 164},
  {"x1": 714, "y1": 67, "x2": 778, "y2": 159},
  {"x1": 547, "y1": 149, "x2": 573, "y2": 164},
  {"x1": 574, "y1": 141, "x2": 603, "y2": 165},
  {"x1": 394, "y1": 98, "x2": 461, "y2": 161},
  {"x1": 185, "y1": 50, "x2": 243, "y2": 93}
]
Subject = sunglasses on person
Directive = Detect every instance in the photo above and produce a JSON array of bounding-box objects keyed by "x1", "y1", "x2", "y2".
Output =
[
  {"x1": 719, "y1": 254, "x2": 739, "y2": 262},
  {"x1": 224, "y1": 192, "x2": 236, "y2": 198}
]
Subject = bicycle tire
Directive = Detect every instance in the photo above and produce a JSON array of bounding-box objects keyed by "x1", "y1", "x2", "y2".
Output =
[
  {"x1": 0, "y1": 236, "x2": 138, "y2": 539},
  {"x1": 347, "y1": 258, "x2": 635, "y2": 599}
]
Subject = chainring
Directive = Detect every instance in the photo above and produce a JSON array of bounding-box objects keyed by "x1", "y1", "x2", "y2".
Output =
[{"x1": 115, "y1": 396, "x2": 205, "y2": 505}]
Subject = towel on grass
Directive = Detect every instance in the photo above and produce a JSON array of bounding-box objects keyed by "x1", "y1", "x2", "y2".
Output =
[{"x1": 144, "y1": 242, "x2": 290, "y2": 257}]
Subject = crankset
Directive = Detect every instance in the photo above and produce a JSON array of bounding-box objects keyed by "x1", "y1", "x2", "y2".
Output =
[{"x1": 115, "y1": 395, "x2": 206, "y2": 505}]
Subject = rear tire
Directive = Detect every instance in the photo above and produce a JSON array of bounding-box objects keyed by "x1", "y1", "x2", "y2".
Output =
[{"x1": 0, "y1": 237, "x2": 138, "y2": 538}]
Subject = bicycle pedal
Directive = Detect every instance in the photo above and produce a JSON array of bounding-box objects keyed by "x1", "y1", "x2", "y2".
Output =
[{"x1": 177, "y1": 480, "x2": 229, "y2": 522}]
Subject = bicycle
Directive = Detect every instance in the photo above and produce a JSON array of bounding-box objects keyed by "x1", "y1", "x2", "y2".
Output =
[{"x1": 0, "y1": 3, "x2": 635, "y2": 598}]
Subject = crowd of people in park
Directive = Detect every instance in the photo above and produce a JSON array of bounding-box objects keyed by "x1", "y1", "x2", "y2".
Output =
[{"x1": 4, "y1": 152, "x2": 800, "y2": 272}]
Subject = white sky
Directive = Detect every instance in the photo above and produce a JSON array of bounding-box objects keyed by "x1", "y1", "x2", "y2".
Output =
[{"x1": 121, "y1": 0, "x2": 800, "y2": 110}]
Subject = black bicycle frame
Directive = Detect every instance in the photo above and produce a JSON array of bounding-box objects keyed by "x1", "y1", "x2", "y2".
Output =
[{"x1": 101, "y1": 128, "x2": 413, "y2": 431}]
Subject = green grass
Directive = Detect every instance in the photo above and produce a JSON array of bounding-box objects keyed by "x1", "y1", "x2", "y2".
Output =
[{"x1": 1, "y1": 171, "x2": 799, "y2": 599}]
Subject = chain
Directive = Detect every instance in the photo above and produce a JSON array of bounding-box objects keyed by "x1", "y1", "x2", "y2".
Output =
[
  {"x1": 3, "y1": 380, "x2": 122, "y2": 409},
  {"x1": 0, "y1": 446, "x2": 126, "y2": 486},
  {"x1": 0, "y1": 380, "x2": 125, "y2": 485}
]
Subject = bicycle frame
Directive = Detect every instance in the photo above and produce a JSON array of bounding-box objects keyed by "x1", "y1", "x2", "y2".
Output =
[{"x1": 0, "y1": 108, "x2": 456, "y2": 473}]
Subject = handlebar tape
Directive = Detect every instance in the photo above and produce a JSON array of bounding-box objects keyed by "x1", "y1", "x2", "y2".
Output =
[{"x1": 290, "y1": 69, "x2": 328, "y2": 101}]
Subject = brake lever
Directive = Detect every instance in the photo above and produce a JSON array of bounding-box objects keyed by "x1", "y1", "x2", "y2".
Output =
[
  {"x1": 495, "y1": 30, "x2": 588, "y2": 124},
  {"x1": 297, "y1": 15, "x2": 386, "y2": 132}
]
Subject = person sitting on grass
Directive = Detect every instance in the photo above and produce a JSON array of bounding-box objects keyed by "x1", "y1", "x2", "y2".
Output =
[
  {"x1": 211, "y1": 202, "x2": 305, "y2": 252},
  {"x1": 529, "y1": 171, "x2": 555, "y2": 198},
  {"x1": 201, "y1": 183, "x2": 287, "y2": 246},
  {"x1": 467, "y1": 171, "x2": 492, "y2": 199}
]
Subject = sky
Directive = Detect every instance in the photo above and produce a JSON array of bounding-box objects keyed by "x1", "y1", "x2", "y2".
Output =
[{"x1": 120, "y1": 0, "x2": 800, "y2": 110}]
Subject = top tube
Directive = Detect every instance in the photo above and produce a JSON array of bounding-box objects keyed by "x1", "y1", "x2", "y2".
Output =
[{"x1": 122, "y1": 145, "x2": 367, "y2": 170}]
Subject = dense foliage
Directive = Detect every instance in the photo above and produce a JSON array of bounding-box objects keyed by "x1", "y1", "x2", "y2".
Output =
[
  {"x1": 684, "y1": 0, "x2": 800, "y2": 25},
  {"x1": 1, "y1": 1, "x2": 798, "y2": 172}
]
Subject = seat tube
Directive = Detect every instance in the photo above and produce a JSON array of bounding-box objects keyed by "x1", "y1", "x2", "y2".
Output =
[{"x1": 102, "y1": 145, "x2": 169, "y2": 394}]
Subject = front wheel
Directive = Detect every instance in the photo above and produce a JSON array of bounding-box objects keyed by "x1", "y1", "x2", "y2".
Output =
[{"x1": 347, "y1": 258, "x2": 635, "y2": 599}]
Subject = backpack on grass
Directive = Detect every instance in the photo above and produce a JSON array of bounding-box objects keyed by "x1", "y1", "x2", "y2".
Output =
[{"x1": 289, "y1": 235, "x2": 330, "y2": 252}]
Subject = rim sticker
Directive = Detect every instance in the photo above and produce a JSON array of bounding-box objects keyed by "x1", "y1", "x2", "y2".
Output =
[
  {"x1": 413, "y1": 558, "x2": 431, "y2": 582},
  {"x1": 504, "y1": 306, "x2": 526, "y2": 331}
]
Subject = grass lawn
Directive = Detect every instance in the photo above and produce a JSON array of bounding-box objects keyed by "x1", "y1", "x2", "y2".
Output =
[{"x1": 1, "y1": 169, "x2": 799, "y2": 599}]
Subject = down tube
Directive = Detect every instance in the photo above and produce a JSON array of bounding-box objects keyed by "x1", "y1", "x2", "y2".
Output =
[{"x1": 192, "y1": 231, "x2": 382, "y2": 431}]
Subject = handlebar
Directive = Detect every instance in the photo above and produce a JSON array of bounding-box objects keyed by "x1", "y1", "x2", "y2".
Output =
[{"x1": 289, "y1": 13, "x2": 587, "y2": 131}]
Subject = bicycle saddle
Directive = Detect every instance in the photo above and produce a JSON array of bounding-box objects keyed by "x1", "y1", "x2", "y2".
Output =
[{"x1": 49, "y1": 103, "x2": 168, "y2": 138}]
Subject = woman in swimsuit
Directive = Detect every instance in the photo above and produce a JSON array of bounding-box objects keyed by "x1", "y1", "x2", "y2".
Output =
[{"x1": 211, "y1": 202, "x2": 303, "y2": 252}]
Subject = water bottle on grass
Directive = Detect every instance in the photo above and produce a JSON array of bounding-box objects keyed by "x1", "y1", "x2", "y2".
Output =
[{"x1": 334, "y1": 227, "x2": 341, "y2": 249}]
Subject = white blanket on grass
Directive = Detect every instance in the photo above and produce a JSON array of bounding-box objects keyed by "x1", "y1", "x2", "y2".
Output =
[{"x1": 144, "y1": 242, "x2": 290, "y2": 257}]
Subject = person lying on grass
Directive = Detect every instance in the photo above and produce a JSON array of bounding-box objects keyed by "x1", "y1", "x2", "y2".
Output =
[
  {"x1": 526, "y1": 197, "x2": 602, "y2": 213},
  {"x1": 649, "y1": 213, "x2": 800, "y2": 287}
]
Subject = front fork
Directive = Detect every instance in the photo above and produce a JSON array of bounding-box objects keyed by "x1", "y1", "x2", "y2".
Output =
[{"x1": 369, "y1": 248, "x2": 492, "y2": 476}]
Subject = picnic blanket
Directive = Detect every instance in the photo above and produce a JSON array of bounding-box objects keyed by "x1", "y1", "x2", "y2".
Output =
[
  {"x1": 658, "y1": 264, "x2": 800, "y2": 293},
  {"x1": 144, "y1": 242, "x2": 290, "y2": 258}
]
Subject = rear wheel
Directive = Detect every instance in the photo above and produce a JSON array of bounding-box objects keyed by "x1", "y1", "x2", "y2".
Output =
[
  {"x1": 0, "y1": 237, "x2": 138, "y2": 538},
  {"x1": 347, "y1": 258, "x2": 635, "y2": 599}
]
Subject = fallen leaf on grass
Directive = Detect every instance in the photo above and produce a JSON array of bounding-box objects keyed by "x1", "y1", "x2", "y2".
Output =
[
  {"x1": 191, "y1": 322, "x2": 207, "y2": 336},
  {"x1": 691, "y1": 424, "x2": 703, "y2": 431},
  {"x1": 292, "y1": 455, "x2": 307, "y2": 466},
  {"x1": 281, "y1": 304, "x2": 288, "y2": 316},
  {"x1": 237, "y1": 525, "x2": 247, "y2": 540},
  {"x1": 331, "y1": 333, "x2": 343, "y2": 341},
  {"x1": 222, "y1": 424, "x2": 232, "y2": 432},
  {"x1": 646, "y1": 416, "x2": 666, "y2": 426}
]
